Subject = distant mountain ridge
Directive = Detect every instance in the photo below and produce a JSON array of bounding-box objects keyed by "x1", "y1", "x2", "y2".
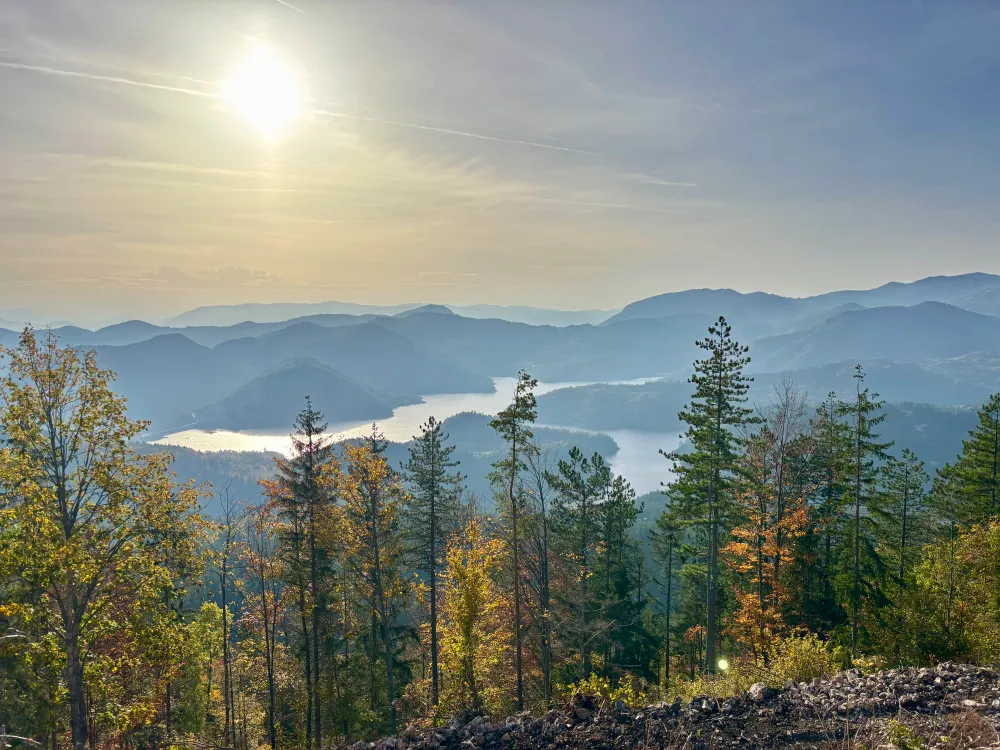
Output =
[
  {"x1": 750, "y1": 301, "x2": 1000, "y2": 372},
  {"x1": 166, "y1": 300, "x2": 614, "y2": 328},
  {"x1": 605, "y1": 272, "x2": 1000, "y2": 328},
  {"x1": 4, "y1": 272, "x2": 999, "y2": 437}
]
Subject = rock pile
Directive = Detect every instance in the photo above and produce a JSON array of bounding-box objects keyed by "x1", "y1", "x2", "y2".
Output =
[{"x1": 340, "y1": 663, "x2": 1000, "y2": 749}]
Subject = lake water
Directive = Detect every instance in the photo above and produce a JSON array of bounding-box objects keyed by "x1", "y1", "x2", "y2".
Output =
[{"x1": 152, "y1": 376, "x2": 680, "y2": 495}]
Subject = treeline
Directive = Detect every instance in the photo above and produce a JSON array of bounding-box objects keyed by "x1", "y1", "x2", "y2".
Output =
[{"x1": 1, "y1": 320, "x2": 999, "y2": 749}]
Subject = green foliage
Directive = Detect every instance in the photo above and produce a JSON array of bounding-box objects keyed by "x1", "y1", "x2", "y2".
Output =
[
  {"x1": 887, "y1": 719, "x2": 924, "y2": 750},
  {"x1": 835, "y1": 365, "x2": 894, "y2": 660},
  {"x1": 0, "y1": 329, "x2": 208, "y2": 748},
  {"x1": 563, "y1": 674, "x2": 651, "y2": 710},
  {"x1": 673, "y1": 632, "x2": 840, "y2": 700},
  {"x1": 402, "y1": 416, "x2": 464, "y2": 708},
  {"x1": 663, "y1": 316, "x2": 756, "y2": 674},
  {"x1": 935, "y1": 393, "x2": 1000, "y2": 526},
  {"x1": 5, "y1": 322, "x2": 1000, "y2": 749}
]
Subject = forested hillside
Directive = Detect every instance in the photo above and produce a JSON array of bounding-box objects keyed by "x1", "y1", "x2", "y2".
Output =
[{"x1": 2, "y1": 313, "x2": 999, "y2": 750}]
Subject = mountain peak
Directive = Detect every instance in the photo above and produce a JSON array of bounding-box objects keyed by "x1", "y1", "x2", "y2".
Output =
[{"x1": 393, "y1": 304, "x2": 457, "y2": 318}]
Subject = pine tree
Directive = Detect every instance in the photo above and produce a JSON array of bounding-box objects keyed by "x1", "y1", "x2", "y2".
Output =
[
  {"x1": 942, "y1": 393, "x2": 1000, "y2": 525},
  {"x1": 402, "y1": 416, "x2": 464, "y2": 708},
  {"x1": 799, "y1": 393, "x2": 851, "y2": 631},
  {"x1": 548, "y1": 447, "x2": 604, "y2": 678},
  {"x1": 488, "y1": 371, "x2": 537, "y2": 711},
  {"x1": 261, "y1": 398, "x2": 337, "y2": 748},
  {"x1": 651, "y1": 504, "x2": 685, "y2": 686},
  {"x1": 663, "y1": 316, "x2": 755, "y2": 673},
  {"x1": 836, "y1": 365, "x2": 893, "y2": 661},
  {"x1": 878, "y1": 448, "x2": 929, "y2": 586},
  {"x1": 523, "y1": 448, "x2": 556, "y2": 706},
  {"x1": 596, "y1": 471, "x2": 643, "y2": 672}
]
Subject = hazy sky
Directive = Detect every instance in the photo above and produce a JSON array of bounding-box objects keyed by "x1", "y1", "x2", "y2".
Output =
[{"x1": 2, "y1": 1, "x2": 999, "y2": 321}]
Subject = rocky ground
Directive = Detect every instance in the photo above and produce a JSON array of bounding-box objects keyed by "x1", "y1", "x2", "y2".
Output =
[{"x1": 342, "y1": 663, "x2": 1000, "y2": 750}]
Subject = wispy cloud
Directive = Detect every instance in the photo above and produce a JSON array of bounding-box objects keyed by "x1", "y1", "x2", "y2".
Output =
[
  {"x1": 0, "y1": 60, "x2": 217, "y2": 98},
  {"x1": 311, "y1": 109, "x2": 596, "y2": 154},
  {"x1": 274, "y1": 0, "x2": 309, "y2": 15},
  {"x1": 0, "y1": 56, "x2": 593, "y2": 155}
]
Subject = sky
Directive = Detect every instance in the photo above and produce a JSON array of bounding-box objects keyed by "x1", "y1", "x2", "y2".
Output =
[{"x1": 1, "y1": 0, "x2": 999, "y2": 323}]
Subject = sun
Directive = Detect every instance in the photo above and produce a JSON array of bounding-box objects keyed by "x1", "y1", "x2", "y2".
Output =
[{"x1": 220, "y1": 42, "x2": 305, "y2": 136}]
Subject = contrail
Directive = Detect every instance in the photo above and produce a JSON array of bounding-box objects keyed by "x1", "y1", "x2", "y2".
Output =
[
  {"x1": 313, "y1": 108, "x2": 596, "y2": 154},
  {"x1": 0, "y1": 60, "x2": 217, "y2": 98},
  {"x1": 274, "y1": 0, "x2": 309, "y2": 14},
  {"x1": 1, "y1": 58, "x2": 594, "y2": 155}
]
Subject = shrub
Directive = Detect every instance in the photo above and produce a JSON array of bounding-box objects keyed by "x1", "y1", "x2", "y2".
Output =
[
  {"x1": 563, "y1": 674, "x2": 652, "y2": 710},
  {"x1": 671, "y1": 631, "x2": 840, "y2": 701}
]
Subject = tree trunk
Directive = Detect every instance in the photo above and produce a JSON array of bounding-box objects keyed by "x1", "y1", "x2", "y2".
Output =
[
  {"x1": 430, "y1": 482, "x2": 440, "y2": 707},
  {"x1": 899, "y1": 470, "x2": 909, "y2": 582},
  {"x1": 66, "y1": 625, "x2": 87, "y2": 750},
  {"x1": 300, "y1": 591, "x2": 313, "y2": 749},
  {"x1": 310, "y1": 533, "x2": 322, "y2": 749},
  {"x1": 261, "y1": 585, "x2": 278, "y2": 750},
  {"x1": 540, "y1": 505, "x2": 552, "y2": 707},
  {"x1": 221, "y1": 569, "x2": 233, "y2": 750},
  {"x1": 509, "y1": 433, "x2": 524, "y2": 710},
  {"x1": 851, "y1": 407, "x2": 862, "y2": 662},
  {"x1": 663, "y1": 547, "x2": 673, "y2": 688},
  {"x1": 379, "y1": 593, "x2": 397, "y2": 733}
]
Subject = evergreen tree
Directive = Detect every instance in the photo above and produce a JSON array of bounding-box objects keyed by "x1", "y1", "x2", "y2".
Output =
[
  {"x1": 523, "y1": 448, "x2": 556, "y2": 706},
  {"x1": 401, "y1": 416, "x2": 464, "y2": 708},
  {"x1": 799, "y1": 394, "x2": 851, "y2": 631},
  {"x1": 663, "y1": 316, "x2": 755, "y2": 672},
  {"x1": 262, "y1": 398, "x2": 337, "y2": 748},
  {"x1": 941, "y1": 393, "x2": 1000, "y2": 525},
  {"x1": 488, "y1": 371, "x2": 537, "y2": 711},
  {"x1": 651, "y1": 504, "x2": 685, "y2": 686},
  {"x1": 878, "y1": 448, "x2": 929, "y2": 586},
  {"x1": 596, "y1": 472, "x2": 643, "y2": 672},
  {"x1": 836, "y1": 365, "x2": 893, "y2": 661},
  {"x1": 547, "y1": 447, "x2": 604, "y2": 679}
]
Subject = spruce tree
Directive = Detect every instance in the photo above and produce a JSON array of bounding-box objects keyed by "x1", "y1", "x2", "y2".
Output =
[
  {"x1": 264, "y1": 398, "x2": 337, "y2": 748},
  {"x1": 548, "y1": 447, "x2": 605, "y2": 678},
  {"x1": 945, "y1": 393, "x2": 1000, "y2": 525},
  {"x1": 663, "y1": 316, "x2": 755, "y2": 673},
  {"x1": 878, "y1": 448, "x2": 928, "y2": 586},
  {"x1": 488, "y1": 371, "x2": 537, "y2": 710},
  {"x1": 836, "y1": 365, "x2": 893, "y2": 661},
  {"x1": 402, "y1": 416, "x2": 464, "y2": 708},
  {"x1": 523, "y1": 448, "x2": 556, "y2": 706},
  {"x1": 597, "y1": 471, "x2": 643, "y2": 671},
  {"x1": 802, "y1": 393, "x2": 851, "y2": 630}
]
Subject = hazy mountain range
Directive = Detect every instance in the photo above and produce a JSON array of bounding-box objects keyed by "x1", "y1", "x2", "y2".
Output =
[{"x1": 1, "y1": 273, "x2": 998, "y2": 438}]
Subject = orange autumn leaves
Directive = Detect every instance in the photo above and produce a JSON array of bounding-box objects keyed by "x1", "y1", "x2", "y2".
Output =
[{"x1": 725, "y1": 416, "x2": 811, "y2": 659}]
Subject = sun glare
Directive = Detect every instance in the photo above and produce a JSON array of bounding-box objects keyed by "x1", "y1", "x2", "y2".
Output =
[{"x1": 221, "y1": 42, "x2": 305, "y2": 136}]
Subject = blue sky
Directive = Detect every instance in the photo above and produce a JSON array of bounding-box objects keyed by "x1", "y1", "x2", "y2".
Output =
[{"x1": 1, "y1": 0, "x2": 999, "y2": 320}]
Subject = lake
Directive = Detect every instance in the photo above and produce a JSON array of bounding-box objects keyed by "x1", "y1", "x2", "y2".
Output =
[{"x1": 152, "y1": 376, "x2": 681, "y2": 495}]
